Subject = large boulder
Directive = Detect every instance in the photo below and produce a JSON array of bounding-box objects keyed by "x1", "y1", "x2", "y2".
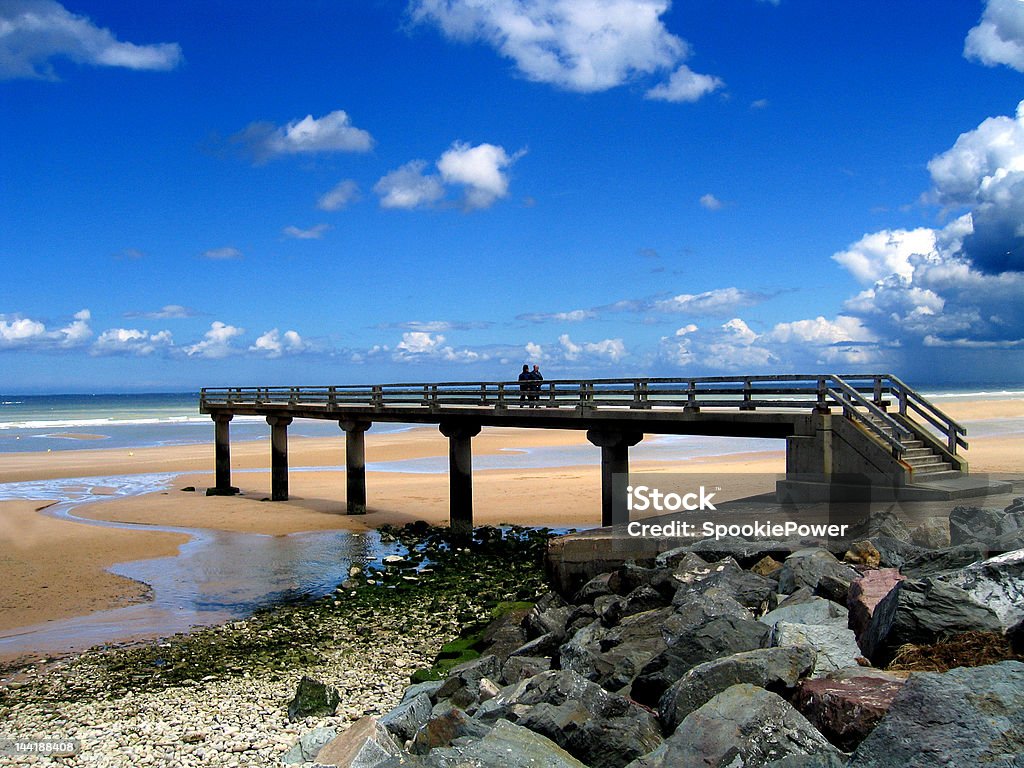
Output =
[
  {"x1": 858, "y1": 578, "x2": 1003, "y2": 666},
  {"x1": 847, "y1": 569, "x2": 904, "y2": 641},
  {"x1": 315, "y1": 716, "x2": 403, "y2": 768},
  {"x1": 474, "y1": 670, "x2": 663, "y2": 768},
  {"x1": 380, "y1": 693, "x2": 433, "y2": 745},
  {"x1": 898, "y1": 542, "x2": 988, "y2": 579},
  {"x1": 630, "y1": 610, "x2": 770, "y2": 707},
  {"x1": 281, "y1": 726, "x2": 337, "y2": 765},
  {"x1": 671, "y1": 556, "x2": 776, "y2": 612},
  {"x1": 523, "y1": 592, "x2": 571, "y2": 639},
  {"x1": 937, "y1": 548, "x2": 1024, "y2": 631},
  {"x1": 769, "y1": 622, "x2": 864, "y2": 679},
  {"x1": 287, "y1": 675, "x2": 341, "y2": 722},
  {"x1": 760, "y1": 596, "x2": 848, "y2": 628},
  {"x1": 559, "y1": 608, "x2": 673, "y2": 691},
  {"x1": 626, "y1": 684, "x2": 843, "y2": 768},
  {"x1": 433, "y1": 655, "x2": 501, "y2": 710},
  {"x1": 658, "y1": 646, "x2": 817, "y2": 733},
  {"x1": 794, "y1": 674, "x2": 906, "y2": 751},
  {"x1": 384, "y1": 719, "x2": 588, "y2": 768},
  {"x1": 847, "y1": 508, "x2": 912, "y2": 543},
  {"x1": 848, "y1": 661, "x2": 1024, "y2": 767},
  {"x1": 777, "y1": 549, "x2": 859, "y2": 597},
  {"x1": 948, "y1": 505, "x2": 1005, "y2": 546},
  {"x1": 409, "y1": 707, "x2": 492, "y2": 754},
  {"x1": 909, "y1": 518, "x2": 950, "y2": 550}
]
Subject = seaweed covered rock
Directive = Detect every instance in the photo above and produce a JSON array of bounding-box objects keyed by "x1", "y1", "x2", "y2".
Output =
[{"x1": 287, "y1": 675, "x2": 341, "y2": 721}]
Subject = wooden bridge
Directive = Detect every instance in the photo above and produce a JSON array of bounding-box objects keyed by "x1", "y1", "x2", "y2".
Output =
[{"x1": 199, "y1": 373, "x2": 979, "y2": 530}]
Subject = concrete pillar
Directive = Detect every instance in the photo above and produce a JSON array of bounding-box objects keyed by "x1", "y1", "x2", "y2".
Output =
[
  {"x1": 340, "y1": 419, "x2": 371, "y2": 515},
  {"x1": 267, "y1": 415, "x2": 293, "y2": 501},
  {"x1": 208, "y1": 414, "x2": 239, "y2": 496},
  {"x1": 587, "y1": 429, "x2": 643, "y2": 528},
  {"x1": 439, "y1": 421, "x2": 481, "y2": 535}
]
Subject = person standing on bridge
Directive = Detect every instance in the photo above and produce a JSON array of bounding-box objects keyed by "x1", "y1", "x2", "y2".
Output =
[
  {"x1": 528, "y1": 364, "x2": 544, "y2": 406},
  {"x1": 518, "y1": 364, "x2": 532, "y2": 407}
]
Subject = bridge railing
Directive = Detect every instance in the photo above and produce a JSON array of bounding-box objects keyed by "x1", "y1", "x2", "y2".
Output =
[{"x1": 200, "y1": 374, "x2": 967, "y2": 458}]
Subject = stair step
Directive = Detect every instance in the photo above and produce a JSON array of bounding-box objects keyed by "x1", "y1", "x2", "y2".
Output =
[
  {"x1": 902, "y1": 447, "x2": 933, "y2": 458},
  {"x1": 911, "y1": 462, "x2": 952, "y2": 475},
  {"x1": 905, "y1": 454, "x2": 945, "y2": 465},
  {"x1": 901, "y1": 440, "x2": 924, "y2": 449}
]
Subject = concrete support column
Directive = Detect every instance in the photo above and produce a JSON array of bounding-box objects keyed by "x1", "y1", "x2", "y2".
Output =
[
  {"x1": 340, "y1": 419, "x2": 371, "y2": 515},
  {"x1": 439, "y1": 421, "x2": 481, "y2": 536},
  {"x1": 267, "y1": 415, "x2": 293, "y2": 501},
  {"x1": 587, "y1": 429, "x2": 643, "y2": 528},
  {"x1": 208, "y1": 414, "x2": 239, "y2": 496}
]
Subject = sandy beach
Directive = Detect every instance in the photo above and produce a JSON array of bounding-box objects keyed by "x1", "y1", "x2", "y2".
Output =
[{"x1": 0, "y1": 398, "x2": 1020, "y2": 639}]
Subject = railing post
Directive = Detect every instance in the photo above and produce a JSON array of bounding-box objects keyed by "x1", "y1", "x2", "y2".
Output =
[
  {"x1": 497, "y1": 383, "x2": 506, "y2": 410},
  {"x1": 328, "y1": 386, "x2": 337, "y2": 406},
  {"x1": 480, "y1": 383, "x2": 487, "y2": 405},
  {"x1": 873, "y1": 376, "x2": 884, "y2": 408},
  {"x1": 898, "y1": 387, "x2": 908, "y2": 416},
  {"x1": 372, "y1": 385, "x2": 384, "y2": 409},
  {"x1": 816, "y1": 376, "x2": 829, "y2": 413},
  {"x1": 685, "y1": 379, "x2": 698, "y2": 413},
  {"x1": 740, "y1": 377, "x2": 754, "y2": 411}
]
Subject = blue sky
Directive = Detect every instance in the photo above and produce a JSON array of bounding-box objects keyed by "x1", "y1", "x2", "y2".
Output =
[{"x1": 2, "y1": 0, "x2": 1024, "y2": 392}]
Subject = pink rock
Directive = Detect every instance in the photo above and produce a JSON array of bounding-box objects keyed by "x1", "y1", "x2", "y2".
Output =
[
  {"x1": 794, "y1": 675, "x2": 906, "y2": 751},
  {"x1": 847, "y1": 568, "x2": 904, "y2": 642}
]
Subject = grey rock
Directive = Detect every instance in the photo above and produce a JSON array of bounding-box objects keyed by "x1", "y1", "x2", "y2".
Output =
[
  {"x1": 409, "y1": 707, "x2": 492, "y2": 755},
  {"x1": 475, "y1": 669, "x2": 662, "y2": 768},
  {"x1": 672, "y1": 555, "x2": 776, "y2": 612},
  {"x1": 778, "y1": 549, "x2": 860, "y2": 597},
  {"x1": 909, "y1": 518, "x2": 950, "y2": 549},
  {"x1": 288, "y1": 676, "x2": 341, "y2": 722},
  {"x1": 500, "y1": 655, "x2": 552, "y2": 685},
  {"x1": 401, "y1": 680, "x2": 443, "y2": 705},
  {"x1": 627, "y1": 684, "x2": 842, "y2": 768},
  {"x1": 380, "y1": 693, "x2": 432, "y2": 744},
  {"x1": 938, "y1": 547, "x2": 1024, "y2": 630},
  {"x1": 523, "y1": 592, "x2": 570, "y2": 640},
  {"x1": 899, "y1": 542, "x2": 988, "y2": 578},
  {"x1": 859, "y1": 577, "x2": 1002, "y2": 665},
  {"x1": 387, "y1": 719, "x2": 588, "y2": 768},
  {"x1": 658, "y1": 646, "x2": 818, "y2": 733},
  {"x1": 281, "y1": 727, "x2": 337, "y2": 764},
  {"x1": 762, "y1": 756, "x2": 850, "y2": 768},
  {"x1": 770, "y1": 622, "x2": 864, "y2": 679},
  {"x1": 509, "y1": 632, "x2": 562, "y2": 659},
  {"x1": 760, "y1": 597, "x2": 848, "y2": 628},
  {"x1": 573, "y1": 572, "x2": 614, "y2": 603},
  {"x1": 848, "y1": 661, "x2": 1024, "y2": 767},
  {"x1": 559, "y1": 608, "x2": 673, "y2": 691},
  {"x1": 630, "y1": 610, "x2": 771, "y2": 707},
  {"x1": 848, "y1": 508, "x2": 912, "y2": 543},
  {"x1": 315, "y1": 716, "x2": 402, "y2": 768},
  {"x1": 948, "y1": 505, "x2": 1005, "y2": 545},
  {"x1": 434, "y1": 655, "x2": 501, "y2": 710}
]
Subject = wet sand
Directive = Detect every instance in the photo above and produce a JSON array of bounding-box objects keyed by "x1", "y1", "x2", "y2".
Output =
[{"x1": 0, "y1": 399, "x2": 1020, "y2": 637}]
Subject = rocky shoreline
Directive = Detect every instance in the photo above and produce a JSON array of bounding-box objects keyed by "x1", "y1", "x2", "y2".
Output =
[{"x1": 279, "y1": 500, "x2": 1024, "y2": 768}]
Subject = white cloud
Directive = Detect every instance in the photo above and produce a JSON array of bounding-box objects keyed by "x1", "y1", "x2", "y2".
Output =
[
  {"x1": 317, "y1": 180, "x2": 361, "y2": 211},
  {"x1": 381, "y1": 320, "x2": 492, "y2": 332},
  {"x1": 374, "y1": 160, "x2": 446, "y2": 210},
  {"x1": 93, "y1": 328, "x2": 173, "y2": 356},
  {"x1": 559, "y1": 333, "x2": 626, "y2": 363},
  {"x1": 0, "y1": 0, "x2": 183, "y2": 80},
  {"x1": 201, "y1": 246, "x2": 243, "y2": 260},
  {"x1": 698, "y1": 193, "x2": 724, "y2": 211},
  {"x1": 184, "y1": 321, "x2": 244, "y2": 359},
  {"x1": 389, "y1": 331, "x2": 487, "y2": 363},
  {"x1": 125, "y1": 304, "x2": 198, "y2": 320},
  {"x1": 964, "y1": 0, "x2": 1024, "y2": 72},
  {"x1": 234, "y1": 110, "x2": 374, "y2": 163},
  {"x1": 767, "y1": 315, "x2": 875, "y2": 346},
  {"x1": 250, "y1": 328, "x2": 307, "y2": 358},
  {"x1": 525, "y1": 341, "x2": 544, "y2": 360},
  {"x1": 518, "y1": 309, "x2": 596, "y2": 323},
  {"x1": 0, "y1": 308, "x2": 91, "y2": 349},
  {"x1": 750, "y1": 98, "x2": 769, "y2": 110},
  {"x1": 832, "y1": 227, "x2": 936, "y2": 284},
  {"x1": 283, "y1": 223, "x2": 331, "y2": 240},
  {"x1": 438, "y1": 142, "x2": 522, "y2": 209},
  {"x1": 409, "y1": 0, "x2": 721, "y2": 100},
  {"x1": 645, "y1": 64, "x2": 723, "y2": 103},
  {"x1": 652, "y1": 287, "x2": 764, "y2": 315}
]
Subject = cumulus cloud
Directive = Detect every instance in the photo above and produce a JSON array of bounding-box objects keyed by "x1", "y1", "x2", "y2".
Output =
[
  {"x1": 233, "y1": 110, "x2": 374, "y2": 163},
  {"x1": 374, "y1": 160, "x2": 446, "y2": 210},
  {"x1": 698, "y1": 193, "x2": 725, "y2": 211},
  {"x1": 645, "y1": 64, "x2": 723, "y2": 103},
  {"x1": 376, "y1": 142, "x2": 523, "y2": 211},
  {"x1": 408, "y1": 0, "x2": 721, "y2": 100},
  {"x1": 283, "y1": 223, "x2": 331, "y2": 240},
  {"x1": 0, "y1": 0, "x2": 182, "y2": 80},
  {"x1": 0, "y1": 309, "x2": 91, "y2": 349},
  {"x1": 184, "y1": 321, "x2": 244, "y2": 359},
  {"x1": 559, "y1": 334, "x2": 626, "y2": 363},
  {"x1": 438, "y1": 142, "x2": 522, "y2": 209},
  {"x1": 389, "y1": 331, "x2": 487, "y2": 363},
  {"x1": 201, "y1": 246, "x2": 242, "y2": 260},
  {"x1": 250, "y1": 328, "x2": 307, "y2": 358},
  {"x1": 380, "y1": 320, "x2": 493, "y2": 332},
  {"x1": 964, "y1": 0, "x2": 1024, "y2": 72},
  {"x1": 92, "y1": 328, "x2": 173, "y2": 356},
  {"x1": 317, "y1": 180, "x2": 361, "y2": 211}
]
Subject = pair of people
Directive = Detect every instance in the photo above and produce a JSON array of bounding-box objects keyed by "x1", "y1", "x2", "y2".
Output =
[{"x1": 517, "y1": 364, "x2": 543, "y2": 407}]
